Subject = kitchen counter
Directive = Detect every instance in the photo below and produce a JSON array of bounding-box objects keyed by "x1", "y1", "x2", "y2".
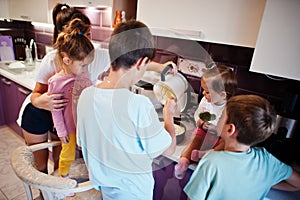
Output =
[
  {"x1": 156, "y1": 99, "x2": 199, "y2": 170},
  {"x1": 0, "y1": 61, "x2": 37, "y2": 90},
  {"x1": 0, "y1": 62, "x2": 198, "y2": 169}
]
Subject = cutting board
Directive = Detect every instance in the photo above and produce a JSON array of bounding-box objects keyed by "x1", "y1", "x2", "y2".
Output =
[{"x1": 0, "y1": 36, "x2": 15, "y2": 61}]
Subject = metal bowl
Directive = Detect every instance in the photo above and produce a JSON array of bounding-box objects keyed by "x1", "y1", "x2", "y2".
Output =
[{"x1": 160, "y1": 119, "x2": 186, "y2": 145}]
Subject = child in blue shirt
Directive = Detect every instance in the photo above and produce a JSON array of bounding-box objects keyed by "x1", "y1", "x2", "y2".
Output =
[
  {"x1": 76, "y1": 20, "x2": 177, "y2": 200},
  {"x1": 184, "y1": 94, "x2": 300, "y2": 200}
]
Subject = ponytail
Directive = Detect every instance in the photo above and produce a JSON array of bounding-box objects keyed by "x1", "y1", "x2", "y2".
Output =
[{"x1": 54, "y1": 18, "x2": 94, "y2": 61}]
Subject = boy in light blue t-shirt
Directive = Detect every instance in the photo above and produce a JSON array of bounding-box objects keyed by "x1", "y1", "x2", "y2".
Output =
[{"x1": 184, "y1": 95, "x2": 300, "y2": 200}]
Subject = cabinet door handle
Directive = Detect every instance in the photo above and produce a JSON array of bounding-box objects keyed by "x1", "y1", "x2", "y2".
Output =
[
  {"x1": 1, "y1": 78, "x2": 11, "y2": 86},
  {"x1": 18, "y1": 87, "x2": 31, "y2": 95},
  {"x1": 20, "y1": 15, "x2": 30, "y2": 20}
]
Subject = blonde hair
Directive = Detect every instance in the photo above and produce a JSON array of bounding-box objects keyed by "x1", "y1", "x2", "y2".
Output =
[{"x1": 202, "y1": 65, "x2": 237, "y2": 99}]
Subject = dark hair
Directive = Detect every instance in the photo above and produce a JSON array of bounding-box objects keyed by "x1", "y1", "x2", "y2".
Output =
[
  {"x1": 226, "y1": 95, "x2": 276, "y2": 146},
  {"x1": 53, "y1": 18, "x2": 94, "y2": 61},
  {"x1": 52, "y1": 3, "x2": 91, "y2": 44},
  {"x1": 202, "y1": 65, "x2": 237, "y2": 99},
  {"x1": 109, "y1": 20, "x2": 155, "y2": 71}
]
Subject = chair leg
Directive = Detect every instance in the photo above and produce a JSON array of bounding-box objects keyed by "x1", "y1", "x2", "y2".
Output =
[
  {"x1": 22, "y1": 182, "x2": 33, "y2": 200},
  {"x1": 41, "y1": 190, "x2": 56, "y2": 200}
]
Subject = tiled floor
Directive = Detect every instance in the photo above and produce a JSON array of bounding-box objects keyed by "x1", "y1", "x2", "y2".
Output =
[
  {"x1": 1, "y1": 125, "x2": 300, "y2": 200},
  {"x1": 0, "y1": 125, "x2": 40, "y2": 200}
]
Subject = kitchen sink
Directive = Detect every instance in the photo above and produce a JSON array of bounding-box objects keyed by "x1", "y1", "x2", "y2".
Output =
[{"x1": 0, "y1": 61, "x2": 34, "y2": 75}]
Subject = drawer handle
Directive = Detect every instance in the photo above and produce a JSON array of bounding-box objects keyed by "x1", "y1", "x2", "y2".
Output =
[
  {"x1": 18, "y1": 87, "x2": 31, "y2": 95},
  {"x1": 1, "y1": 78, "x2": 11, "y2": 85}
]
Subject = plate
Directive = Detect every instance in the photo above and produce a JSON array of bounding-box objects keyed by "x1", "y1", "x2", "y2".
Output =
[{"x1": 8, "y1": 61, "x2": 26, "y2": 69}]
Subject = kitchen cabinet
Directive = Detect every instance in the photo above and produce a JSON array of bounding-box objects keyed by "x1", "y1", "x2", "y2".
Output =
[
  {"x1": 0, "y1": 78, "x2": 5, "y2": 126},
  {"x1": 8, "y1": 0, "x2": 58, "y2": 23},
  {"x1": 0, "y1": 0, "x2": 9, "y2": 19},
  {"x1": 250, "y1": 0, "x2": 300, "y2": 81},
  {"x1": 0, "y1": 75, "x2": 31, "y2": 137},
  {"x1": 153, "y1": 156, "x2": 193, "y2": 200},
  {"x1": 64, "y1": 0, "x2": 112, "y2": 8},
  {"x1": 137, "y1": 0, "x2": 266, "y2": 48}
]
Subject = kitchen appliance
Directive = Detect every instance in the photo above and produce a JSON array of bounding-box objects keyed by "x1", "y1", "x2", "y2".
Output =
[
  {"x1": 133, "y1": 71, "x2": 163, "y2": 109},
  {"x1": 275, "y1": 91, "x2": 300, "y2": 138},
  {"x1": 0, "y1": 36, "x2": 15, "y2": 61},
  {"x1": 275, "y1": 115, "x2": 298, "y2": 138},
  {"x1": 153, "y1": 64, "x2": 191, "y2": 115},
  {"x1": 133, "y1": 58, "x2": 208, "y2": 112}
]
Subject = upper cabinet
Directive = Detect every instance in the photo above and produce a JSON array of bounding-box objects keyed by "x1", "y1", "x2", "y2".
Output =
[
  {"x1": 250, "y1": 0, "x2": 300, "y2": 81},
  {"x1": 6, "y1": 0, "x2": 112, "y2": 24},
  {"x1": 0, "y1": 0, "x2": 9, "y2": 19},
  {"x1": 64, "y1": 0, "x2": 112, "y2": 7},
  {"x1": 8, "y1": 0, "x2": 56, "y2": 23},
  {"x1": 137, "y1": 0, "x2": 266, "y2": 48}
]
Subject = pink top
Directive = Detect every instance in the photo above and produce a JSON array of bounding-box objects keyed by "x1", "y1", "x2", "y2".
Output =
[{"x1": 48, "y1": 72, "x2": 92, "y2": 137}]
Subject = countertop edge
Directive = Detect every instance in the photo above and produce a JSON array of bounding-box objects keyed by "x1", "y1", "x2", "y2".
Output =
[{"x1": 0, "y1": 68, "x2": 35, "y2": 90}]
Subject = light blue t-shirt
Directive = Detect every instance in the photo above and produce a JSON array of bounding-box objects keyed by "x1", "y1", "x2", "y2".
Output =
[
  {"x1": 184, "y1": 147, "x2": 292, "y2": 200},
  {"x1": 77, "y1": 86, "x2": 172, "y2": 200}
]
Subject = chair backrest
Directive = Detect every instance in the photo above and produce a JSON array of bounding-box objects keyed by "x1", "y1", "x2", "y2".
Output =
[{"x1": 10, "y1": 141, "x2": 99, "y2": 200}]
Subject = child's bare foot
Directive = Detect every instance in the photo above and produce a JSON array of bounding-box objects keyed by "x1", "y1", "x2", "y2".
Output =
[
  {"x1": 191, "y1": 150, "x2": 201, "y2": 162},
  {"x1": 191, "y1": 150, "x2": 209, "y2": 161},
  {"x1": 174, "y1": 157, "x2": 189, "y2": 179}
]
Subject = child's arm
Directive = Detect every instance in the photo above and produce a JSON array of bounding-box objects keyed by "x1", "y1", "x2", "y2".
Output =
[
  {"x1": 272, "y1": 170, "x2": 300, "y2": 191},
  {"x1": 162, "y1": 98, "x2": 177, "y2": 156},
  {"x1": 196, "y1": 118, "x2": 205, "y2": 129},
  {"x1": 146, "y1": 61, "x2": 177, "y2": 73},
  {"x1": 31, "y1": 82, "x2": 68, "y2": 111}
]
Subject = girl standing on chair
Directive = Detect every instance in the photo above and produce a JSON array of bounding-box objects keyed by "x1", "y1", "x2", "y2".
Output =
[{"x1": 48, "y1": 18, "x2": 94, "y2": 183}]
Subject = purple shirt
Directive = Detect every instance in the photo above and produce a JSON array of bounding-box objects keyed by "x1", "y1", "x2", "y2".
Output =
[{"x1": 48, "y1": 72, "x2": 92, "y2": 137}]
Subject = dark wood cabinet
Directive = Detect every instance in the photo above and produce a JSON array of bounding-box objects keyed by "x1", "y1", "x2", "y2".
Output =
[
  {"x1": 0, "y1": 75, "x2": 31, "y2": 137},
  {"x1": 153, "y1": 156, "x2": 193, "y2": 200}
]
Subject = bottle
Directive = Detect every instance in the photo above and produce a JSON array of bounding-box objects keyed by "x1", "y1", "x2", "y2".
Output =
[
  {"x1": 113, "y1": 10, "x2": 122, "y2": 28},
  {"x1": 121, "y1": 11, "x2": 126, "y2": 22},
  {"x1": 25, "y1": 45, "x2": 33, "y2": 65}
]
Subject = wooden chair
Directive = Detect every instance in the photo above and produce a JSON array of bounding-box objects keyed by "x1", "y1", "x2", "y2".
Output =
[{"x1": 10, "y1": 141, "x2": 102, "y2": 200}]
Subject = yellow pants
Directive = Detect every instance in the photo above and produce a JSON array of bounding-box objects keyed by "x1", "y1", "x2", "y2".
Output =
[{"x1": 58, "y1": 133, "x2": 76, "y2": 176}]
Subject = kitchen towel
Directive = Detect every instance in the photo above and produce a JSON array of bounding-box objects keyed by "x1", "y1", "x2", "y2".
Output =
[{"x1": 0, "y1": 35, "x2": 15, "y2": 61}]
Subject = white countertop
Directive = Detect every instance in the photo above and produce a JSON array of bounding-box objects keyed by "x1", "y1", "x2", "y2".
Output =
[
  {"x1": 0, "y1": 61, "x2": 37, "y2": 90},
  {"x1": 156, "y1": 104, "x2": 198, "y2": 170}
]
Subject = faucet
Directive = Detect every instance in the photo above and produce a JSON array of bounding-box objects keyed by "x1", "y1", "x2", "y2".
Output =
[{"x1": 29, "y1": 39, "x2": 41, "y2": 62}]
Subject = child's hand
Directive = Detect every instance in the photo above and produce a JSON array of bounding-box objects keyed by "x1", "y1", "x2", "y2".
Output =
[
  {"x1": 197, "y1": 119, "x2": 211, "y2": 131},
  {"x1": 162, "y1": 61, "x2": 178, "y2": 74},
  {"x1": 59, "y1": 136, "x2": 70, "y2": 144},
  {"x1": 163, "y1": 98, "x2": 178, "y2": 117},
  {"x1": 191, "y1": 149, "x2": 209, "y2": 161},
  {"x1": 196, "y1": 118, "x2": 205, "y2": 128},
  {"x1": 202, "y1": 122, "x2": 212, "y2": 130}
]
